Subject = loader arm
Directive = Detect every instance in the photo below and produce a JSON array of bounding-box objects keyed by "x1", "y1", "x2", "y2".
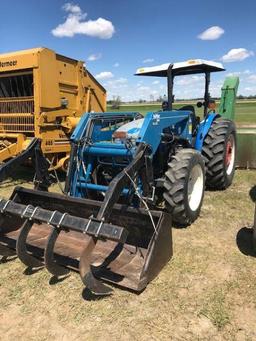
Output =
[
  {"x1": 79, "y1": 142, "x2": 153, "y2": 294},
  {"x1": 96, "y1": 142, "x2": 152, "y2": 221}
]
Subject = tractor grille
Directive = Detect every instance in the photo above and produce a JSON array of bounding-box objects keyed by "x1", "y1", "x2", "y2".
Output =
[{"x1": 0, "y1": 97, "x2": 34, "y2": 132}]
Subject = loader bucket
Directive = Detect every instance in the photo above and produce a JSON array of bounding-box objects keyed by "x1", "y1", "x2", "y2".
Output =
[{"x1": 0, "y1": 187, "x2": 172, "y2": 293}]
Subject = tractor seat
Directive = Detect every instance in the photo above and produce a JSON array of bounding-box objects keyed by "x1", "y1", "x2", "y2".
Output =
[
  {"x1": 178, "y1": 105, "x2": 195, "y2": 115},
  {"x1": 178, "y1": 105, "x2": 198, "y2": 135}
]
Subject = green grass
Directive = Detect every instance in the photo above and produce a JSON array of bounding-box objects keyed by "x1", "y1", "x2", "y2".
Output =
[
  {"x1": 200, "y1": 285, "x2": 231, "y2": 330},
  {"x1": 107, "y1": 100, "x2": 256, "y2": 125},
  {"x1": 233, "y1": 101, "x2": 256, "y2": 124}
]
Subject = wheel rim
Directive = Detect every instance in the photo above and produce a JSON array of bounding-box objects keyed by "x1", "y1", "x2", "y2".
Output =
[
  {"x1": 187, "y1": 164, "x2": 204, "y2": 211},
  {"x1": 225, "y1": 135, "x2": 235, "y2": 176}
]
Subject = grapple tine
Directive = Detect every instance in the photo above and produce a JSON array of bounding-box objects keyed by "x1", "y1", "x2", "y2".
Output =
[
  {"x1": 79, "y1": 238, "x2": 113, "y2": 296},
  {"x1": 82, "y1": 271, "x2": 113, "y2": 296},
  {"x1": 44, "y1": 226, "x2": 70, "y2": 277},
  {"x1": 16, "y1": 219, "x2": 43, "y2": 268},
  {"x1": 0, "y1": 244, "x2": 17, "y2": 263},
  {"x1": 0, "y1": 187, "x2": 173, "y2": 294}
]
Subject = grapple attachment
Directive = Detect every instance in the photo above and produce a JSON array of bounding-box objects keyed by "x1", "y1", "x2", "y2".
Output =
[{"x1": 0, "y1": 187, "x2": 172, "y2": 294}]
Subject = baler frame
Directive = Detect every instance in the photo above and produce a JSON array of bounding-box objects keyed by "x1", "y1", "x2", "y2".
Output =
[{"x1": 0, "y1": 47, "x2": 106, "y2": 170}]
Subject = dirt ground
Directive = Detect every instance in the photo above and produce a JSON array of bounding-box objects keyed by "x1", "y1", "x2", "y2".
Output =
[{"x1": 0, "y1": 169, "x2": 255, "y2": 340}]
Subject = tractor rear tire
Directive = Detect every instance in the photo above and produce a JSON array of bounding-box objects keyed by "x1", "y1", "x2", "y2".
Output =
[
  {"x1": 163, "y1": 149, "x2": 205, "y2": 226},
  {"x1": 252, "y1": 203, "x2": 256, "y2": 252},
  {"x1": 202, "y1": 119, "x2": 236, "y2": 190}
]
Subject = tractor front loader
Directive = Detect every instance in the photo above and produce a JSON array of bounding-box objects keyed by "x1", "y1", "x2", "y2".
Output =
[{"x1": 0, "y1": 59, "x2": 239, "y2": 296}]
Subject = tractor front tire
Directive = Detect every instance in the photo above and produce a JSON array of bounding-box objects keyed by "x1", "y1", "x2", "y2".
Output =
[
  {"x1": 163, "y1": 149, "x2": 205, "y2": 226},
  {"x1": 202, "y1": 119, "x2": 236, "y2": 190}
]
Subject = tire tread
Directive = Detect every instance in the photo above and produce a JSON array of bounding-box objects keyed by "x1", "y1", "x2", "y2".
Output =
[{"x1": 202, "y1": 119, "x2": 236, "y2": 189}]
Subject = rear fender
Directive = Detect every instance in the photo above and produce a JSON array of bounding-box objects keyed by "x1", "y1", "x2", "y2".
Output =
[{"x1": 194, "y1": 113, "x2": 220, "y2": 151}]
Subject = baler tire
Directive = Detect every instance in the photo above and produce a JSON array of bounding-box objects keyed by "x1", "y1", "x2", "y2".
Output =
[
  {"x1": 202, "y1": 119, "x2": 236, "y2": 190},
  {"x1": 163, "y1": 149, "x2": 205, "y2": 227}
]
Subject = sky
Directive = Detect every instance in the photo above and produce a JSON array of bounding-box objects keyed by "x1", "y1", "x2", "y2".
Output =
[{"x1": 0, "y1": 0, "x2": 256, "y2": 101}]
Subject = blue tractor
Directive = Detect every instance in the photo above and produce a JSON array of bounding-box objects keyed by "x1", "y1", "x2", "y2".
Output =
[{"x1": 0, "y1": 59, "x2": 239, "y2": 296}]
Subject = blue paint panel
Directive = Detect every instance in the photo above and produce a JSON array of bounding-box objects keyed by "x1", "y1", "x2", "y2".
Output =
[
  {"x1": 127, "y1": 127, "x2": 140, "y2": 134},
  {"x1": 71, "y1": 112, "x2": 141, "y2": 142},
  {"x1": 137, "y1": 111, "x2": 192, "y2": 153},
  {"x1": 71, "y1": 113, "x2": 90, "y2": 142},
  {"x1": 83, "y1": 145, "x2": 133, "y2": 157},
  {"x1": 194, "y1": 113, "x2": 219, "y2": 151},
  {"x1": 76, "y1": 182, "x2": 130, "y2": 195},
  {"x1": 92, "y1": 126, "x2": 114, "y2": 142},
  {"x1": 91, "y1": 142, "x2": 130, "y2": 149}
]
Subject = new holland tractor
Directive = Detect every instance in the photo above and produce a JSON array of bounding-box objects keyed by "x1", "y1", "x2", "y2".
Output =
[{"x1": 0, "y1": 59, "x2": 239, "y2": 296}]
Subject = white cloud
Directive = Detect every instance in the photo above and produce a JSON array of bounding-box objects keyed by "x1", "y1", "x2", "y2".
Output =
[
  {"x1": 87, "y1": 53, "x2": 102, "y2": 61},
  {"x1": 198, "y1": 26, "x2": 224, "y2": 40},
  {"x1": 248, "y1": 74, "x2": 256, "y2": 82},
  {"x1": 152, "y1": 80, "x2": 160, "y2": 85},
  {"x1": 143, "y1": 58, "x2": 154, "y2": 63},
  {"x1": 63, "y1": 3, "x2": 81, "y2": 14},
  {"x1": 105, "y1": 78, "x2": 128, "y2": 88},
  {"x1": 112, "y1": 77, "x2": 127, "y2": 84},
  {"x1": 227, "y1": 70, "x2": 252, "y2": 77},
  {"x1": 243, "y1": 86, "x2": 256, "y2": 95},
  {"x1": 52, "y1": 3, "x2": 115, "y2": 39},
  {"x1": 244, "y1": 70, "x2": 251, "y2": 75},
  {"x1": 95, "y1": 71, "x2": 114, "y2": 80},
  {"x1": 137, "y1": 86, "x2": 151, "y2": 91},
  {"x1": 113, "y1": 62, "x2": 119, "y2": 67},
  {"x1": 104, "y1": 78, "x2": 131, "y2": 100},
  {"x1": 176, "y1": 75, "x2": 204, "y2": 86},
  {"x1": 221, "y1": 48, "x2": 254, "y2": 62}
]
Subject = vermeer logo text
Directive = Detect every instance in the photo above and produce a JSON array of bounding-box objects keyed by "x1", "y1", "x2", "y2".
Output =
[{"x1": 0, "y1": 60, "x2": 17, "y2": 67}]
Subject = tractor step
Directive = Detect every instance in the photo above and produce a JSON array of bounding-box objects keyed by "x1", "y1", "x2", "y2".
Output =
[{"x1": 0, "y1": 187, "x2": 173, "y2": 294}]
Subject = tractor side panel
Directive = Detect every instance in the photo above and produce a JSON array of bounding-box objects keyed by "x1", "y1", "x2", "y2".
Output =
[
  {"x1": 137, "y1": 111, "x2": 191, "y2": 153},
  {"x1": 194, "y1": 113, "x2": 219, "y2": 151}
]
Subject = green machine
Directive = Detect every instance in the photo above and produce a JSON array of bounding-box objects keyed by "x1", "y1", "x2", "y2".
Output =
[
  {"x1": 219, "y1": 77, "x2": 239, "y2": 121},
  {"x1": 219, "y1": 77, "x2": 256, "y2": 168},
  {"x1": 236, "y1": 127, "x2": 256, "y2": 168}
]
